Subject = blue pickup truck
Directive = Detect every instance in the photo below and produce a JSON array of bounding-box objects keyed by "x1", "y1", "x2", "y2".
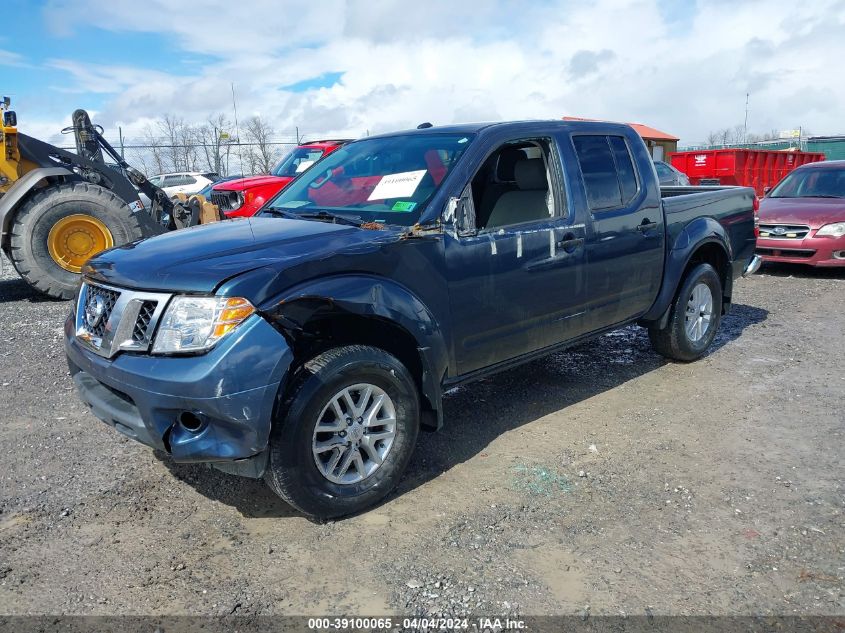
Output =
[{"x1": 65, "y1": 120, "x2": 761, "y2": 518}]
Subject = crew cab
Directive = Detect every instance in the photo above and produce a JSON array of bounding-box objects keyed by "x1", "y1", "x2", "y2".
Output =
[
  {"x1": 209, "y1": 140, "x2": 349, "y2": 217},
  {"x1": 65, "y1": 121, "x2": 760, "y2": 519}
]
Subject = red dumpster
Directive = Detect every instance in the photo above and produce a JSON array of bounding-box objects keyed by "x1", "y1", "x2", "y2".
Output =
[{"x1": 668, "y1": 149, "x2": 826, "y2": 196}]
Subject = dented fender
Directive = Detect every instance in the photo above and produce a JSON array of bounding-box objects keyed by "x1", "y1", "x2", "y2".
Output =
[{"x1": 259, "y1": 274, "x2": 450, "y2": 429}]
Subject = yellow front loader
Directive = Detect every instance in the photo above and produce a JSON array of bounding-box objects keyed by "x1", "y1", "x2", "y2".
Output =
[{"x1": 0, "y1": 98, "x2": 221, "y2": 299}]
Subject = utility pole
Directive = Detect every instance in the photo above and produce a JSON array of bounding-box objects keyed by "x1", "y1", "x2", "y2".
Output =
[
  {"x1": 743, "y1": 93, "x2": 749, "y2": 145},
  {"x1": 119, "y1": 126, "x2": 125, "y2": 159},
  {"x1": 231, "y1": 82, "x2": 245, "y2": 175}
]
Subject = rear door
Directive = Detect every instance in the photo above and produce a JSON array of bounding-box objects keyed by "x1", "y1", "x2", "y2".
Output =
[{"x1": 571, "y1": 133, "x2": 665, "y2": 329}]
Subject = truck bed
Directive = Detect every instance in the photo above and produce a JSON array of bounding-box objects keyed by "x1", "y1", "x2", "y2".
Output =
[
  {"x1": 661, "y1": 185, "x2": 755, "y2": 230},
  {"x1": 660, "y1": 185, "x2": 757, "y2": 280}
]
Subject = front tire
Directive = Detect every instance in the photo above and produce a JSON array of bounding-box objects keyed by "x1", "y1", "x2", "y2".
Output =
[
  {"x1": 265, "y1": 345, "x2": 420, "y2": 519},
  {"x1": 9, "y1": 182, "x2": 144, "y2": 299},
  {"x1": 648, "y1": 263, "x2": 723, "y2": 362}
]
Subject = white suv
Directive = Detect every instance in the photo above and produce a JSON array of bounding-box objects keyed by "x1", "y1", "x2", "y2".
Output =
[{"x1": 148, "y1": 172, "x2": 219, "y2": 197}]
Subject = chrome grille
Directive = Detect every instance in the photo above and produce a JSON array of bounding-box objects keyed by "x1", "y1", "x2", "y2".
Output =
[
  {"x1": 75, "y1": 281, "x2": 171, "y2": 358},
  {"x1": 210, "y1": 191, "x2": 241, "y2": 211},
  {"x1": 758, "y1": 224, "x2": 810, "y2": 240},
  {"x1": 132, "y1": 301, "x2": 158, "y2": 343},
  {"x1": 82, "y1": 285, "x2": 120, "y2": 339}
]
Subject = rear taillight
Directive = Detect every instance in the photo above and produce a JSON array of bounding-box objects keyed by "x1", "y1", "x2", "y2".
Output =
[{"x1": 753, "y1": 196, "x2": 760, "y2": 238}]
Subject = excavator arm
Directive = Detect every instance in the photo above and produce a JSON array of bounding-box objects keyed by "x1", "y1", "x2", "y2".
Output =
[{"x1": 68, "y1": 109, "x2": 201, "y2": 230}]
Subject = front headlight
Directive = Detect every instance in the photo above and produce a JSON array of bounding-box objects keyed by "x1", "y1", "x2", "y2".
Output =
[
  {"x1": 816, "y1": 222, "x2": 845, "y2": 238},
  {"x1": 152, "y1": 296, "x2": 255, "y2": 354}
]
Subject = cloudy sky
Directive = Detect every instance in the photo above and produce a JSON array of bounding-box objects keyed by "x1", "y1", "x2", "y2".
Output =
[{"x1": 3, "y1": 0, "x2": 844, "y2": 148}]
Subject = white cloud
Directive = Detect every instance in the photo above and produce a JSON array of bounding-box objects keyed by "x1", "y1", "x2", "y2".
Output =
[
  {"x1": 30, "y1": 0, "x2": 845, "y2": 146},
  {"x1": 0, "y1": 48, "x2": 27, "y2": 67},
  {"x1": 47, "y1": 59, "x2": 180, "y2": 93}
]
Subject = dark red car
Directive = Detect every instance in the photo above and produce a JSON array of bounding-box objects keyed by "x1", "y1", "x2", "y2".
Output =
[
  {"x1": 210, "y1": 139, "x2": 350, "y2": 218},
  {"x1": 756, "y1": 160, "x2": 845, "y2": 267}
]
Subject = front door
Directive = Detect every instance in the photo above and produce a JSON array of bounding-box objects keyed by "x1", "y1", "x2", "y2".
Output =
[{"x1": 444, "y1": 137, "x2": 588, "y2": 376}]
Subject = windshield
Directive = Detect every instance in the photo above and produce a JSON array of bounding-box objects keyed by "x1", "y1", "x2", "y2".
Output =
[
  {"x1": 769, "y1": 167, "x2": 845, "y2": 198},
  {"x1": 272, "y1": 147, "x2": 326, "y2": 177},
  {"x1": 266, "y1": 133, "x2": 474, "y2": 226}
]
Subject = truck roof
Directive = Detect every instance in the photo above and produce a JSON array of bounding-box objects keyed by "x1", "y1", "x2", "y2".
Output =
[
  {"x1": 364, "y1": 119, "x2": 636, "y2": 140},
  {"x1": 794, "y1": 159, "x2": 845, "y2": 170}
]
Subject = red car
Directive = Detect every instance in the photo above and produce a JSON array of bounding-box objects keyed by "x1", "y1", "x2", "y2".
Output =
[
  {"x1": 756, "y1": 160, "x2": 845, "y2": 267},
  {"x1": 210, "y1": 139, "x2": 350, "y2": 217}
]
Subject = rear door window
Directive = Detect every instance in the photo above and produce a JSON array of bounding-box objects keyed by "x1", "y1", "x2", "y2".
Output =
[
  {"x1": 573, "y1": 135, "x2": 640, "y2": 210},
  {"x1": 608, "y1": 136, "x2": 638, "y2": 202}
]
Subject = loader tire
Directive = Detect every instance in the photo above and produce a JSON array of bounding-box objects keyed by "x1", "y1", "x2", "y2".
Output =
[{"x1": 9, "y1": 182, "x2": 144, "y2": 300}]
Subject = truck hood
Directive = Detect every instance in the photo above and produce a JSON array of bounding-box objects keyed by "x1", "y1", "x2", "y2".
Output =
[
  {"x1": 758, "y1": 197, "x2": 845, "y2": 228},
  {"x1": 84, "y1": 217, "x2": 377, "y2": 294},
  {"x1": 213, "y1": 175, "x2": 294, "y2": 192}
]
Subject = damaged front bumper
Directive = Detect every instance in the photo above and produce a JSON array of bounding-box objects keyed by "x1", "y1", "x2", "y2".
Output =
[{"x1": 64, "y1": 313, "x2": 293, "y2": 478}]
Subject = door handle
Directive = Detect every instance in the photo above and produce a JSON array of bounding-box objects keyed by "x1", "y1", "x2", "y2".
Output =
[
  {"x1": 637, "y1": 219, "x2": 658, "y2": 232},
  {"x1": 557, "y1": 235, "x2": 584, "y2": 253}
]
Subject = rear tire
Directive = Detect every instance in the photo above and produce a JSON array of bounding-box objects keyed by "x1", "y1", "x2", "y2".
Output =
[
  {"x1": 265, "y1": 345, "x2": 420, "y2": 519},
  {"x1": 9, "y1": 182, "x2": 144, "y2": 299},
  {"x1": 648, "y1": 263, "x2": 723, "y2": 362}
]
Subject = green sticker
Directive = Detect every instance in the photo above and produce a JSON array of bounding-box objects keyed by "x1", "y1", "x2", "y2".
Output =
[{"x1": 391, "y1": 201, "x2": 417, "y2": 212}]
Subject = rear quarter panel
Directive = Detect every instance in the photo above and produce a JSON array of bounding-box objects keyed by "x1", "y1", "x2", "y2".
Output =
[{"x1": 642, "y1": 186, "x2": 756, "y2": 321}]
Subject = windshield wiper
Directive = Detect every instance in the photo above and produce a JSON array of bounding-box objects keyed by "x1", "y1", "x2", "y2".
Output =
[
  {"x1": 260, "y1": 207, "x2": 301, "y2": 220},
  {"x1": 804, "y1": 194, "x2": 844, "y2": 198},
  {"x1": 261, "y1": 206, "x2": 363, "y2": 226},
  {"x1": 296, "y1": 210, "x2": 364, "y2": 226}
]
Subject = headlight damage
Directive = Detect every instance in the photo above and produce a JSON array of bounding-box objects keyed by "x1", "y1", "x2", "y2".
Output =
[{"x1": 152, "y1": 296, "x2": 255, "y2": 354}]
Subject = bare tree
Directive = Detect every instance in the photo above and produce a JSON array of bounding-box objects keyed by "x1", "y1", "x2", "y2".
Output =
[
  {"x1": 243, "y1": 116, "x2": 280, "y2": 174},
  {"x1": 705, "y1": 130, "x2": 723, "y2": 147},
  {"x1": 119, "y1": 112, "x2": 297, "y2": 178},
  {"x1": 139, "y1": 123, "x2": 166, "y2": 174},
  {"x1": 194, "y1": 113, "x2": 232, "y2": 176},
  {"x1": 704, "y1": 125, "x2": 806, "y2": 148},
  {"x1": 159, "y1": 115, "x2": 183, "y2": 172},
  {"x1": 129, "y1": 149, "x2": 153, "y2": 177}
]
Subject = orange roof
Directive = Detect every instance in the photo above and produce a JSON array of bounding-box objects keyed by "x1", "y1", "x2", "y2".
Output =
[{"x1": 562, "y1": 116, "x2": 679, "y2": 141}]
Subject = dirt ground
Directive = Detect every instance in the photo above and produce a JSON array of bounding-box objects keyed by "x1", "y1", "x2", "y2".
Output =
[{"x1": 0, "y1": 253, "x2": 843, "y2": 619}]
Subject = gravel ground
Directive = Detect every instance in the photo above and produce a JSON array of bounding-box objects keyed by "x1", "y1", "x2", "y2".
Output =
[{"x1": 0, "y1": 253, "x2": 843, "y2": 618}]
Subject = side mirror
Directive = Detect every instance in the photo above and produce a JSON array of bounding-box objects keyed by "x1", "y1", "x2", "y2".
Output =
[
  {"x1": 447, "y1": 186, "x2": 477, "y2": 237},
  {"x1": 763, "y1": 186, "x2": 771, "y2": 195}
]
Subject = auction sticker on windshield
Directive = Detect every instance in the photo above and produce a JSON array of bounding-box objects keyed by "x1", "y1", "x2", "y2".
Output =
[{"x1": 367, "y1": 170, "x2": 426, "y2": 201}]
